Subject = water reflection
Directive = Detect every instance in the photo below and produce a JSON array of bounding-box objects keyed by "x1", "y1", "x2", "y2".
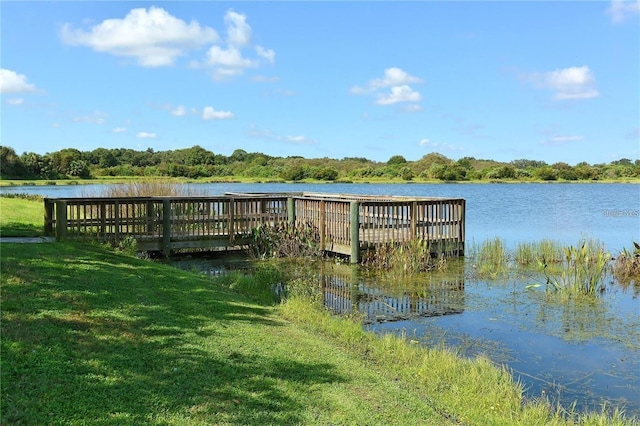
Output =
[{"x1": 318, "y1": 263, "x2": 465, "y2": 323}]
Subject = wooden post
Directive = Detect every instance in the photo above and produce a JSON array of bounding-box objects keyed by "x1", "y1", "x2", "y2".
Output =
[
  {"x1": 319, "y1": 200, "x2": 326, "y2": 250},
  {"x1": 162, "y1": 199, "x2": 171, "y2": 257},
  {"x1": 460, "y1": 199, "x2": 466, "y2": 256},
  {"x1": 287, "y1": 197, "x2": 295, "y2": 226},
  {"x1": 350, "y1": 201, "x2": 360, "y2": 264},
  {"x1": 100, "y1": 203, "x2": 107, "y2": 237},
  {"x1": 228, "y1": 198, "x2": 235, "y2": 242},
  {"x1": 55, "y1": 201, "x2": 67, "y2": 241},
  {"x1": 411, "y1": 201, "x2": 417, "y2": 238},
  {"x1": 44, "y1": 199, "x2": 54, "y2": 236},
  {"x1": 114, "y1": 200, "x2": 120, "y2": 243},
  {"x1": 146, "y1": 200, "x2": 155, "y2": 234}
]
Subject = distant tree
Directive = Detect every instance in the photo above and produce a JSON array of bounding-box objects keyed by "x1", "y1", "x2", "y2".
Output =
[
  {"x1": 426, "y1": 163, "x2": 466, "y2": 181},
  {"x1": 67, "y1": 160, "x2": 91, "y2": 178},
  {"x1": 387, "y1": 155, "x2": 407, "y2": 166},
  {"x1": 280, "y1": 165, "x2": 307, "y2": 181},
  {"x1": 88, "y1": 148, "x2": 118, "y2": 168},
  {"x1": 311, "y1": 166, "x2": 339, "y2": 181},
  {"x1": 399, "y1": 166, "x2": 414, "y2": 181},
  {"x1": 48, "y1": 148, "x2": 83, "y2": 176},
  {"x1": 1, "y1": 146, "x2": 27, "y2": 178},
  {"x1": 183, "y1": 145, "x2": 216, "y2": 166},
  {"x1": 510, "y1": 159, "x2": 548, "y2": 169},
  {"x1": 486, "y1": 165, "x2": 516, "y2": 179},
  {"x1": 534, "y1": 166, "x2": 558, "y2": 181},
  {"x1": 230, "y1": 149, "x2": 248, "y2": 162},
  {"x1": 611, "y1": 158, "x2": 632, "y2": 166}
]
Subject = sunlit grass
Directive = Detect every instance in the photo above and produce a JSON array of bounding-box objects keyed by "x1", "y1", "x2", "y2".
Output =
[
  {"x1": 82, "y1": 179, "x2": 207, "y2": 198},
  {"x1": 0, "y1": 195, "x2": 44, "y2": 237}
]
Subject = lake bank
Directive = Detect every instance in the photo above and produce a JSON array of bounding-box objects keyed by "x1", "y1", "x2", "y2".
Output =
[{"x1": 1, "y1": 238, "x2": 636, "y2": 425}]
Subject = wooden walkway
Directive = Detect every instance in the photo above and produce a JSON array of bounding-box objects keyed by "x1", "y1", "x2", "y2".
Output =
[{"x1": 44, "y1": 192, "x2": 465, "y2": 262}]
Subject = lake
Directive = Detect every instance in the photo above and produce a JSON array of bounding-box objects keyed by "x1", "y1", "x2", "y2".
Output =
[{"x1": 2, "y1": 182, "x2": 639, "y2": 415}]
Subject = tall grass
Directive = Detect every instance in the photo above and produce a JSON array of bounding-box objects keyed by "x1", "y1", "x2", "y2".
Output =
[
  {"x1": 540, "y1": 241, "x2": 610, "y2": 297},
  {"x1": 467, "y1": 237, "x2": 509, "y2": 279},
  {"x1": 361, "y1": 239, "x2": 447, "y2": 273},
  {"x1": 516, "y1": 239, "x2": 564, "y2": 266},
  {"x1": 280, "y1": 285, "x2": 636, "y2": 425},
  {"x1": 83, "y1": 180, "x2": 206, "y2": 198},
  {"x1": 612, "y1": 242, "x2": 640, "y2": 285}
]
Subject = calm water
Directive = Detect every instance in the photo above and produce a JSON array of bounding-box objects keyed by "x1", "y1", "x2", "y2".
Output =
[
  {"x1": 3, "y1": 182, "x2": 639, "y2": 415},
  {"x1": 3, "y1": 182, "x2": 638, "y2": 249}
]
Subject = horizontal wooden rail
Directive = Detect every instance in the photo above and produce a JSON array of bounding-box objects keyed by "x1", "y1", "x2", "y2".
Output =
[{"x1": 44, "y1": 192, "x2": 465, "y2": 261}]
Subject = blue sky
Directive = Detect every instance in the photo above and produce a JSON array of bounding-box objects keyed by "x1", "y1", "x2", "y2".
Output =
[{"x1": 1, "y1": 1, "x2": 639, "y2": 165}]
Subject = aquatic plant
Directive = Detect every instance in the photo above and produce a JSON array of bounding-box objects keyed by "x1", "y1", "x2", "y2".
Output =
[
  {"x1": 540, "y1": 241, "x2": 610, "y2": 296},
  {"x1": 612, "y1": 242, "x2": 640, "y2": 285},
  {"x1": 468, "y1": 237, "x2": 509, "y2": 279},
  {"x1": 515, "y1": 239, "x2": 564, "y2": 266},
  {"x1": 249, "y1": 221, "x2": 322, "y2": 259},
  {"x1": 360, "y1": 239, "x2": 447, "y2": 273},
  {"x1": 84, "y1": 179, "x2": 206, "y2": 197}
]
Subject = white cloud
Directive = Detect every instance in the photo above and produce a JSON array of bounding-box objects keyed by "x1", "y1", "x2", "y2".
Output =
[
  {"x1": 112, "y1": 127, "x2": 127, "y2": 133},
  {"x1": 0, "y1": 69, "x2": 37, "y2": 93},
  {"x1": 248, "y1": 124, "x2": 316, "y2": 145},
  {"x1": 351, "y1": 68, "x2": 423, "y2": 109},
  {"x1": 206, "y1": 46, "x2": 254, "y2": 68},
  {"x1": 51, "y1": 123, "x2": 61, "y2": 128},
  {"x1": 199, "y1": 10, "x2": 275, "y2": 80},
  {"x1": 137, "y1": 131, "x2": 157, "y2": 139},
  {"x1": 60, "y1": 7, "x2": 219, "y2": 67},
  {"x1": 171, "y1": 105, "x2": 186, "y2": 116},
  {"x1": 401, "y1": 104, "x2": 422, "y2": 112},
  {"x1": 419, "y1": 138, "x2": 465, "y2": 152},
  {"x1": 73, "y1": 115, "x2": 106, "y2": 124},
  {"x1": 255, "y1": 46, "x2": 275, "y2": 64},
  {"x1": 544, "y1": 135, "x2": 585, "y2": 145},
  {"x1": 607, "y1": 0, "x2": 640, "y2": 23},
  {"x1": 523, "y1": 66, "x2": 599, "y2": 101},
  {"x1": 6, "y1": 98, "x2": 24, "y2": 105},
  {"x1": 251, "y1": 75, "x2": 280, "y2": 83},
  {"x1": 202, "y1": 106, "x2": 234, "y2": 120},
  {"x1": 351, "y1": 67, "x2": 423, "y2": 94},
  {"x1": 376, "y1": 85, "x2": 422, "y2": 105},
  {"x1": 225, "y1": 10, "x2": 252, "y2": 47}
]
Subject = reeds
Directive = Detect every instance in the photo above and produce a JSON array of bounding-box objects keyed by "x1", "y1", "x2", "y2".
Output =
[
  {"x1": 84, "y1": 180, "x2": 205, "y2": 198},
  {"x1": 540, "y1": 241, "x2": 610, "y2": 296},
  {"x1": 612, "y1": 242, "x2": 640, "y2": 285},
  {"x1": 360, "y1": 239, "x2": 447, "y2": 273},
  {"x1": 515, "y1": 239, "x2": 564, "y2": 266},
  {"x1": 467, "y1": 237, "x2": 509, "y2": 279},
  {"x1": 249, "y1": 222, "x2": 322, "y2": 259}
]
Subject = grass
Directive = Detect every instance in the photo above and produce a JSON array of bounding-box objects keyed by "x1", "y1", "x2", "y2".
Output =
[
  {"x1": 612, "y1": 242, "x2": 640, "y2": 285},
  {"x1": 2, "y1": 197, "x2": 637, "y2": 425},
  {"x1": 2, "y1": 242, "x2": 636, "y2": 425},
  {"x1": 467, "y1": 237, "x2": 509, "y2": 279},
  {"x1": 1, "y1": 242, "x2": 448, "y2": 425},
  {"x1": 540, "y1": 241, "x2": 610, "y2": 297},
  {"x1": 82, "y1": 179, "x2": 208, "y2": 198},
  {"x1": 0, "y1": 195, "x2": 44, "y2": 237}
]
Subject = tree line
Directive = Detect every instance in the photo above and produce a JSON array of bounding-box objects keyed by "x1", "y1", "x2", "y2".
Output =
[{"x1": 1, "y1": 145, "x2": 639, "y2": 182}]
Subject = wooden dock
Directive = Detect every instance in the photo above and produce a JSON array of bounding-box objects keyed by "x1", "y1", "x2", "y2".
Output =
[{"x1": 44, "y1": 192, "x2": 465, "y2": 263}]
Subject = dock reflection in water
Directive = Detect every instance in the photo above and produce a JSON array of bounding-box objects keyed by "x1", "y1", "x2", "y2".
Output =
[{"x1": 317, "y1": 263, "x2": 465, "y2": 324}]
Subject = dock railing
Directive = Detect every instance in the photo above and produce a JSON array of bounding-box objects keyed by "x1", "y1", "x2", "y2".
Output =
[{"x1": 44, "y1": 192, "x2": 464, "y2": 262}]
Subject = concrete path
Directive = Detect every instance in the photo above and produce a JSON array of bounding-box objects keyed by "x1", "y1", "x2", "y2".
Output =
[{"x1": 0, "y1": 237, "x2": 56, "y2": 243}]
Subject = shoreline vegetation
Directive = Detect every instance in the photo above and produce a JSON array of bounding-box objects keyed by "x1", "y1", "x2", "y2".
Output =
[
  {"x1": 2, "y1": 197, "x2": 639, "y2": 424},
  {"x1": 2, "y1": 145, "x2": 639, "y2": 185}
]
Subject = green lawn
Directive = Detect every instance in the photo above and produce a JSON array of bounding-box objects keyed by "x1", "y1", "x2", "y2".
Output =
[
  {"x1": 0, "y1": 197, "x2": 44, "y2": 237},
  {"x1": 1, "y1": 242, "x2": 451, "y2": 425},
  {"x1": 1, "y1": 198, "x2": 636, "y2": 425}
]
